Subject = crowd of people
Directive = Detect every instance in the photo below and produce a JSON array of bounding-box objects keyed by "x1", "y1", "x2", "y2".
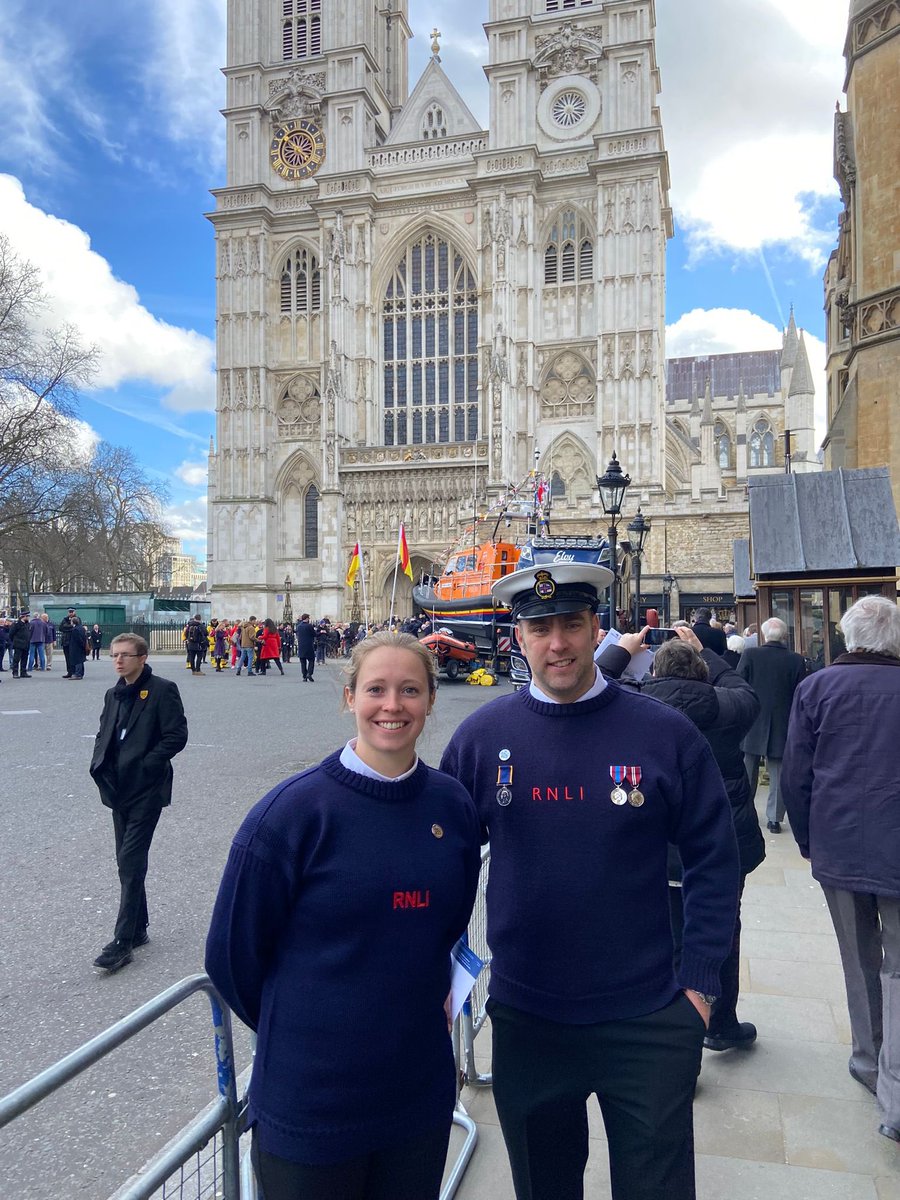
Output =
[
  {"x1": 0, "y1": 608, "x2": 105, "y2": 680},
  {"x1": 177, "y1": 612, "x2": 435, "y2": 678}
]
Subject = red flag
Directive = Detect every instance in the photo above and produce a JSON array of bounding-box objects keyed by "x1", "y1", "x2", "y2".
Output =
[{"x1": 399, "y1": 524, "x2": 413, "y2": 580}]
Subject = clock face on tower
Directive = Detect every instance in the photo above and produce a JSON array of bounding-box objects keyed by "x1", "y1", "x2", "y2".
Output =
[{"x1": 269, "y1": 118, "x2": 326, "y2": 181}]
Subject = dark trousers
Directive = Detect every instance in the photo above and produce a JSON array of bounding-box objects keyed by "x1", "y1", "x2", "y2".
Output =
[
  {"x1": 669, "y1": 876, "x2": 747, "y2": 1036},
  {"x1": 187, "y1": 645, "x2": 203, "y2": 672},
  {"x1": 250, "y1": 1122, "x2": 451, "y2": 1200},
  {"x1": 12, "y1": 646, "x2": 29, "y2": 675},
  {"x1": 62, "y1": 643, "x2": 72, "y2": 674},
  {"x1": 489, "y1": 995, "x2": 705, "y2": 1200},
  {"x1": 300, "y1": 654, "x2": 314, "y2": 680},
  {"x1": 111, "y1": 803, "x2": 163, "y2": 945}
]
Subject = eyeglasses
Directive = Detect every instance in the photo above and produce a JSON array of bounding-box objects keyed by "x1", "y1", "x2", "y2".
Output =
[{"x1": 109, "y1": 652, "x2": 144, "y2": 660}]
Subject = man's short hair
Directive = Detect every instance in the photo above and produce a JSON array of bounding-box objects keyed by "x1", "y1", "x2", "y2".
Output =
[
  {"x1": 840, "y1": 596, "x2": 900, "y2": 658},
  {"x1": 761, "y1": 617, "x2": 787, "y2": 643},
  {"x1": 652, "y1": 641, "x2": 709, "y2": 682},
  {"x1": 693, "y1": 607, "x2": 712, "y2": 623},
  {"x1": 111, "y1": 632, "x2": 149, "y2": 657}
]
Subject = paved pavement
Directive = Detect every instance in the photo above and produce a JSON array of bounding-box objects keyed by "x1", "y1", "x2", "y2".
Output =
[
  {"x1": 0, "y1": 653, "x2": 493, "y2": 1200},
  {"x1": 2, "y1": 657, "x2": 896, "y2": 1197}
]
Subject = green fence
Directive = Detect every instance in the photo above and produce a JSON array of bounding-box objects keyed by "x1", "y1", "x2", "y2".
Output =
[{"x1": 87, "y1": 622, "x2": 195, "y2": 655}]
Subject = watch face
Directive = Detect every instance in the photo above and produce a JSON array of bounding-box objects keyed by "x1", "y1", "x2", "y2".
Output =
[{"x1": 270, "y1": 118, "x2": 326, "y2": 181}]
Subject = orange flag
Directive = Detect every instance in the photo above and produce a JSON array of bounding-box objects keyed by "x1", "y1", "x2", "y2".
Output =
[
  {"x1": 399, "y1": 524, "x2": 413, "y2": 580},
  {"x1": 346, "y1": 542, "x2": 361, "y2": 588}
]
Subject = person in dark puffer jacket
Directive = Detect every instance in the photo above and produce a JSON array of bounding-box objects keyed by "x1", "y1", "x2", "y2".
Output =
[{"x1": 644, "y1": 628, "x2": 763, "y2": 1051}]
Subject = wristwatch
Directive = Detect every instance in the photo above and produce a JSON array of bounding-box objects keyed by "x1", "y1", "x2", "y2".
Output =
[{"x1": 695, "y1": 992, "x2": 718, "y2": 1005}]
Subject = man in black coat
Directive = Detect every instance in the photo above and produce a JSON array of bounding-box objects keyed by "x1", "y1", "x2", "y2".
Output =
[
  {"x1": 737, "y1": 617, "x2": 807, "y2": 833},
  {"x1": 10, "y1": 613, "x2": 33, "y2": 677},
  {"x1": 58, "y1": 607, "x2": 77, "y2": 677},
  {"x1": 89, "y1": 634, "x2": 188, "y2": 971},
  {"x1": 691, "y1": 606, "x2": 728, "y2": 656},
  {"x1": 295, "y1": 613, "x2": 316, "y2": 681}
]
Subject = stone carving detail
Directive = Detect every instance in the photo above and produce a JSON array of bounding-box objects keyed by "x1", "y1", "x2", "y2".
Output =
[
  {"x1": 603, "y1": 337, "x2": 615, "y2": 379},
  {"x1": 619, "y1": 337, "x2": 635, "y2": 380},
  {"x1": 277, "y1": 375, "x2": 320, "y2": 439},
  {"x1": 250, "y1": 374, "x2": 261, "y2": 410},
  {"x1": 235, "y1": 374, "x2": 248, "y2": 410},
  {"x1": 233, "y1": 238, "x2": 248, "y2": 277},
  {"x1": 218, "y1": 240, "x2": 232, "y2": 277},
  {"x1": 220, "y1": 375, "x2": 232, "y2": 410},
  {"x1": 543, "y1": 433, "x2": 595, "y2": 498},
  {"x1": 856, "y1": 285, "x2": 900, "y2": 342},
  {"x1": 622, "y1": 188, "x2": 636, "y2": 233},
  {"x1": 540, "y1": 351, "x2": 595, "y2": 418},
  {"x1": 640, "y1": 182, "x2": 654, "y2": 230},
  {"x1": 834, "y1": 108, "x2": 857, "y2": 205},
  {"x1": 266, "y1": 68, "x2": 325, "y2": 122},
  {"x1": 533, "y1": 23, "x2": 605, "y2": 90},
  {"x1": 640, "y1": 334, "x2": 654, "y2": 378},
  {"x1": 603, "y1": 187, "x2": 616, "y2": 234},
  {"x1": 340, "y1": 463, "x2": 487, "y2": 543},
  {"x1": 490, "y1": 321, "x2": 510, "y2": 384},
  {"x1": 851, "y1": 1, "x2": 900, "y2": 56}
]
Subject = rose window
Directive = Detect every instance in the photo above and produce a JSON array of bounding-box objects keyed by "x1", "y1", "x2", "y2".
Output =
[{"x1": 551, "y1": 91, "x2": 587, "y2": 128}]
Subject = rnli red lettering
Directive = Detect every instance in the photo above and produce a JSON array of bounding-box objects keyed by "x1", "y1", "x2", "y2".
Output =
[
  {"x1": 393, "y1": 890, "x2": 431, "y2": 909},
  {"x1": 531, "y1": 786, "x2": 588, "y2": 802}
]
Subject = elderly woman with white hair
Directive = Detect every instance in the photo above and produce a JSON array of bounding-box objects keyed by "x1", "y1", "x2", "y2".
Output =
[{"x1": 782, "y1": 595, "x2": 900, "y2": 1145}]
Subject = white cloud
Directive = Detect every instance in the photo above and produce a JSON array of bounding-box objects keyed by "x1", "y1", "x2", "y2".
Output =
[
  {"x1": 1, "y1": 175, "x2": 216, "y2": 411},
  {"x1": 656, "y1": 0, "x2": 846, "y2": 266},
  {"x1": 143, "y1": 0, "x2": 228, "y2": 171},
  {"x1": 175, "y1": 460, "x2": 210, "y2": 488},
  {"x1": 666, "y1": 307, "x2": 827, "y2": 444},
  {"x1": 164, "y1": 496, "x2": 208, "y2": 546}
]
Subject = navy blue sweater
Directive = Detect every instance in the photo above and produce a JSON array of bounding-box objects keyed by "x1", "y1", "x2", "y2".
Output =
[
  {"x1": 205, "y1": 752, "x2": 481, "y2": 1164},
  {"x1": 440, "y1": 684, "x2": 739, "y2": 1023}
]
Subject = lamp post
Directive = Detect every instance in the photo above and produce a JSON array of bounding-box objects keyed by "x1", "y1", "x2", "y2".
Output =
[
  {"x1": 626, "y1": 508, "x2": 650, "y2": 631},
  {"x1": 596, "y1": 452, "x2": 632, "y2": 632},
  {"x1": 282, "y1": 575, "x2": 293, "y2": 626},
  {"x1": 662, "y1": 571, "x2": 676, "y2": 627}
]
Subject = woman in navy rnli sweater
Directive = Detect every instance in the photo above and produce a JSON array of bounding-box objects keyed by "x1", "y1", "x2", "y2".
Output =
[{"x1": 205, "y1": 631, "x2": 480, "y2": 1200}]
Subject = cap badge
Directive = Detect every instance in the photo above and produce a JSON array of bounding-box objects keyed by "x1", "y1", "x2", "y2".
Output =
[{"x1": 534, "y1": 570, "x2": 556, "y2": 600}]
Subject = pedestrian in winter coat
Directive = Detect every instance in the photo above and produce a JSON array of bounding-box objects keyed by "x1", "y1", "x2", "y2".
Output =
[
  {"x1": 28, "y1": 613, "x2": 48, "y2": 671},
  {"x1": 258, "y1": 619, "x2": 285, "y2": 675},
  {"x1": 67, "y1": 618, "x2": 88, "y2": 679},
  {"x1": 11, "y1": 614, "x2": 32, "y2": 677},
  {"x1": 782, "y1": 596, "x2": 900, "y2": 1144},
  {"x1": 295, "y1": 614, "x2": 316, "y2": 681},
  {"x1": 89, "y1": 625, "x2": 103, "y2": 660},
  {"x1": 737, "y1": 618, "x2": 807, "y2": 833}
]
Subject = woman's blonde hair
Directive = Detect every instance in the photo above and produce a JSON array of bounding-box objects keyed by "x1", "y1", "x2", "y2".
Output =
[{"x1": 341, "y1": 630, "x2": 438, "y2": 708}]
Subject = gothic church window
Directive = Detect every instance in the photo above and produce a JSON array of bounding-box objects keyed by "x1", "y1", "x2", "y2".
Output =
[
  {"x1": 749, "y1": 419, "x2": 775, "y2": 468},
  {"x1": 280, "y1": 248, "x2": 322, "y2": 314},
  {"x1": 304, "y1": 484, "x2": 319, "y2": 557},
  {"x1": 550, "y1": 471, "x2": 566, "y2": 499},
  {"x1": 282, "y1": 0, "x2": 321, "y2": 62},
  {"x1": 382, "y1": 233, "x2": 478, "y2": 447},
  {"x1": 714, "y1": 421, "x2": 732, "y2": 469},
  {"x1": 539, "y1": 351, "x2": 595, "y2": 419},
  {"x1": 543, "y1": 210, "x2": 593, "y2": 286},
  {"x1": 423, "y1": 103, "x2": 447, "y2": 141}
]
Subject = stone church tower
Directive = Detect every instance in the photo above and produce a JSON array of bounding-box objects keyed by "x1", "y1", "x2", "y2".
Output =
[{"x1": 207, "y1": 0, "x2": 672, "y2": 619}]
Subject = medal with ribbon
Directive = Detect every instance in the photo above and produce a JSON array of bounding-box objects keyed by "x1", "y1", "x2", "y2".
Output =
[
  {"x1": 496, "y1": 763, "x2": 513, "y2": 807},
  {"x1": 626, "y1": 765, "x2": 644, "y2": 808},
  {"x1": 609, "y1": 765, "x2": 628, "y2": 806}
]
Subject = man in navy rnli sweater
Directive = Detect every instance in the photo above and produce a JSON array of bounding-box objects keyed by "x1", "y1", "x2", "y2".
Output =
[{"x1": 441, "y1": 559, "x2": 739, "y2": 1200}]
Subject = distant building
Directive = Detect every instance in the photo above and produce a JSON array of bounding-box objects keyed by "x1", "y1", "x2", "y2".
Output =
[{"x1": 824, "y1": 0, "x2": 900, "y2": 512}]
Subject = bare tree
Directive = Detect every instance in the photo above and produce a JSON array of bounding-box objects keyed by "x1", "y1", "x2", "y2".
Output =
[{"x1": 0, "y1": 235, "x2": 98, "y2": 538}]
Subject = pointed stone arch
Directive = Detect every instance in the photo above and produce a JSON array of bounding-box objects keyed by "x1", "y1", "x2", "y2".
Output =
[
  {"x1": 539, "y1": 433, "x2": 596, "y2": 504},
  {"x1": 276, "y1": 449, "x2": 320, "y2": 559},
  {"x1": 539, "y1": 349, "x2": 595, "y2": 418}
]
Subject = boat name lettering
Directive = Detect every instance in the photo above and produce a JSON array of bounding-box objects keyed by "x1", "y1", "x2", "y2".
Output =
[{"x1": 553, "y1": 551, "x2": 576, "y2": 562}]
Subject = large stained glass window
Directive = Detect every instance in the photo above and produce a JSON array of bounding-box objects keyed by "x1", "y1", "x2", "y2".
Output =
[{"x1": 382, "y1": 233, "x2": 478, "y2": 446}]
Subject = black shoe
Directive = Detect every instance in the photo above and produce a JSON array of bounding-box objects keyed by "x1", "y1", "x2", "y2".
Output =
[
  {"x1": 848, "y1": 1062, "x2": 877, "y2": 1096},
  {"x1": 767, "y1": 821, "x2": 781, "y2": 833},
  {"x1": 704, "y1": 1022, "x2": 757, "y2": 1052},
  {"x1": 93, "y1": 941, "x2": 133, "y2": 971},
  {"x1": 879, "y1": 1123, "x2": 900, "y2": 1143},
  {"x1": 63, "y1": 674, "x2": 72, "y2": 678},
  {"x1": 20, "y1": 673, "x2": 32, "y2": 678}
]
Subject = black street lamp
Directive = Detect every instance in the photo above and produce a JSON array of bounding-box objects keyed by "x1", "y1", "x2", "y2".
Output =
[
  {"x1": 662, "y1": 571, "x2": 676, "y2": 627},
  {"x1": 626, "y1": 508, "x2": 650, "y2": 631},
  {"x1": 596, "y1": 452, "x2": 632, "y2": 632},
  {"x1": 283, "y1": 575, "x2": 293, "y2": 625}
]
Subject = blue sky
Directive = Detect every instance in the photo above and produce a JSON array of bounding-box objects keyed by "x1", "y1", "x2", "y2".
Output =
[{"x1": 0, "y1": 0, "x2": 849, "y2": 556}]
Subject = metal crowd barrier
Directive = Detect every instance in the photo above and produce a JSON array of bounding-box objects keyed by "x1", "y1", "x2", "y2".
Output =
[
  {"x1": 0, "y1": 975, "x2": 243, "y2": 1200},
  {"x1": 0, "y1": 852, "x2": 493, "y2": 1200}
]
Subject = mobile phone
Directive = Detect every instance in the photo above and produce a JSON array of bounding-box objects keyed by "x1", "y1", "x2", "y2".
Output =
[{"x1": 645, "y1": 627, "x2": 677, "y2": 646}]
